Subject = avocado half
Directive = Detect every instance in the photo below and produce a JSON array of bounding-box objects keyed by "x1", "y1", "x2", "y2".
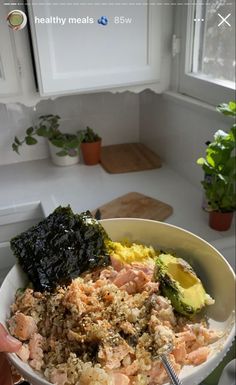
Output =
[{"x1": 155, "y1": 254, "x2": 214, "y2": 317}]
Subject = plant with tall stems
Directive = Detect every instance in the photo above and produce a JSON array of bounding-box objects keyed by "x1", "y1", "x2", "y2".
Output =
[{"x1": 197, "y1": 101, "x2": 236, "y2": 213}]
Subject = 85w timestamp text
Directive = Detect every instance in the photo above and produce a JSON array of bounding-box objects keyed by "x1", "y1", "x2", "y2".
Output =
[{"x1": 114, "y1": 16, "x2": 133, "y2": 24}]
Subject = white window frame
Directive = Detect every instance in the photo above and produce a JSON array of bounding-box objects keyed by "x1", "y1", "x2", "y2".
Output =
[{"x1": 172, "y1": 2, "x2": 235, "y2": 106}]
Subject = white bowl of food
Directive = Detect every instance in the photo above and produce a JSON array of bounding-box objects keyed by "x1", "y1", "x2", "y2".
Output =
[{"x1": 0, "y1": 216, "x2": 235, "y2": 385}]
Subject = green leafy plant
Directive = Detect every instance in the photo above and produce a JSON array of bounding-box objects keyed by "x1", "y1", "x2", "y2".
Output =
[
  {"x1": 12, "y1": 115, "x2": 82, "y2": 157},
  {"x1": 49, "y1": 133, "x2": 82, "y2": 157},
  {"x1": 216, "y1": 101, "x2": 236, "y2": 116},
  {"x1": 79, "y1": 126, "x2": 101, "y2": 143},
  {"x1": 197, "y1": 101, "x2": 236, "y2": 212}
]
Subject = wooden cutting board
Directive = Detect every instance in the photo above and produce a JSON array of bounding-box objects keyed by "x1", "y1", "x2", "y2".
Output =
[
  {"x1": 92, "y1": 192, "x2": 173, "y2": 221},
  {"x1": 100, "y1": 143, "x2": 162, "y2": 173}
]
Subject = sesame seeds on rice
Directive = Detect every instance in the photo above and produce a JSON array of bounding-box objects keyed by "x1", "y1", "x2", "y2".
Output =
[{"x1": 8, "y1": 244, "x2": 221, "y2": 385}]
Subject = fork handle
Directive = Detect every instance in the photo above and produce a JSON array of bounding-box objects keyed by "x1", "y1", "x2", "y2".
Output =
[{"x1": 160, "y1": 354, "x2": 183, "y2": 385}]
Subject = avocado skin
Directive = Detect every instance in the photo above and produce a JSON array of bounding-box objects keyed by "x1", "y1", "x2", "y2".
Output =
[
  {"x1": 160, "y1": 274, "x2": 197, "y2": 317},
  {"x1": 155, "y1": 254, "x2": 206, "y2": 317}
]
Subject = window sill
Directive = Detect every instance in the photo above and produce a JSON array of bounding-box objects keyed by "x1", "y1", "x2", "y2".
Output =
[
  {"x1": 163, "y1": 90, "x2": 218, "y2": 113},
  {"x1": 163, "y1": 90, "x2": 236, "y2": 123}
]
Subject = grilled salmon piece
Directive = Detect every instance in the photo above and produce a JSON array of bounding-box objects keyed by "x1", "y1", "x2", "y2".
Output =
[{"x1": 8, "y1": 313, "x2": 37, "y2": 341}]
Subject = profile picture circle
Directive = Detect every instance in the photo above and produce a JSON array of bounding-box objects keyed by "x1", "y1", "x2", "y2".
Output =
[{"x1": 7, "y1": 10, "x2": 27, "y2": 31}]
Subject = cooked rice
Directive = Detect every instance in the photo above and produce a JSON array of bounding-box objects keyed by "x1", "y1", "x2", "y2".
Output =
[{"x1": 8, "y1": 243, "x2": 221, "y2": 385}]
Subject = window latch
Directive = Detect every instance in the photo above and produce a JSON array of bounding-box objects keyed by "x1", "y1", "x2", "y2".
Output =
[{"x1": 172, "y1": 34, "x2": 181, "y2": 57}]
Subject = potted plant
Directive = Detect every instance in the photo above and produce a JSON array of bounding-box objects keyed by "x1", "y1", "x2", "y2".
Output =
[
  {"x1": 197, "y1": 101, "x2": 236, "y2": 231},
  {"x1": 79, "y1": 126, "x2": 102, "y2": 165},
  {"x1": 12, "y1": 115, "x2": 82, "y2": 166}
]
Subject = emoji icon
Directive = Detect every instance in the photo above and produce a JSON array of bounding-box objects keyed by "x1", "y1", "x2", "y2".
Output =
[
  {"x1": 98, "y1": 16, "x2": 108, "y2": 26},
  {"x1": 7, "y1": 10, "x2": 27, "y2": 31}
]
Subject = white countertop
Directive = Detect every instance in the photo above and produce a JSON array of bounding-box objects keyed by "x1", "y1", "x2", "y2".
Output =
[{"x1": 0, "y1": 159, "x2": 235, "y2": 270}]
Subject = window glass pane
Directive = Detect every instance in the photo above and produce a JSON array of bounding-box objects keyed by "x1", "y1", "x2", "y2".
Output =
[{"x1": 191, "y1": 0, "x2": 235, "y2": 86}]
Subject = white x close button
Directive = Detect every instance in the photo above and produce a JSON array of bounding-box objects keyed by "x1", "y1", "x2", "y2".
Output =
[{"x1": 218, "y1": 13, "x2": 231, "y2": 27}]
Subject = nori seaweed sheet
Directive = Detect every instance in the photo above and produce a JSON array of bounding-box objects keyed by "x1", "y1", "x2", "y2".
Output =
[{"x1": 10, "y1": 206, "x2": 110, "y2": 292}]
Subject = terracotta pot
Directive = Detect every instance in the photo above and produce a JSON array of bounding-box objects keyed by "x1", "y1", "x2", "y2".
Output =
[
  {"x1": 81, "y1": 140, "x2": 101, "y2": 165},
  {"x1": 209, "y1": 211, "x2": 234, "y2": 231}
]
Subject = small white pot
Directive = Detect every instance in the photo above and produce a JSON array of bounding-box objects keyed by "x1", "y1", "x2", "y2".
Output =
[{"x1": 48, "y1": 142, "x2": 79, "y2": 167}]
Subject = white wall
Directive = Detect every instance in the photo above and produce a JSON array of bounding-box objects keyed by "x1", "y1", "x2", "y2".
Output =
[
  {"x1": 1, "y1": 87, "x2": 232, "y2": 188},
  {"x1": 0, "y1": 91, "x2": 139, "y2": 165},
  {"x1": 139, "y1": 90, "x2": 232, "y2": 188}
]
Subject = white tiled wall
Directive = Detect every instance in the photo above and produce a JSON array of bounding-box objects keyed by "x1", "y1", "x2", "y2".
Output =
[
  {"x1": 0, "y1": 91, "x2": 139, "y2": 166},
  {"x1": 139, "y1": 90, "x2": 232, "y2": 188},
  {"x1": 1, "y1": 88, "x2": 231, "y2": 190}
]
